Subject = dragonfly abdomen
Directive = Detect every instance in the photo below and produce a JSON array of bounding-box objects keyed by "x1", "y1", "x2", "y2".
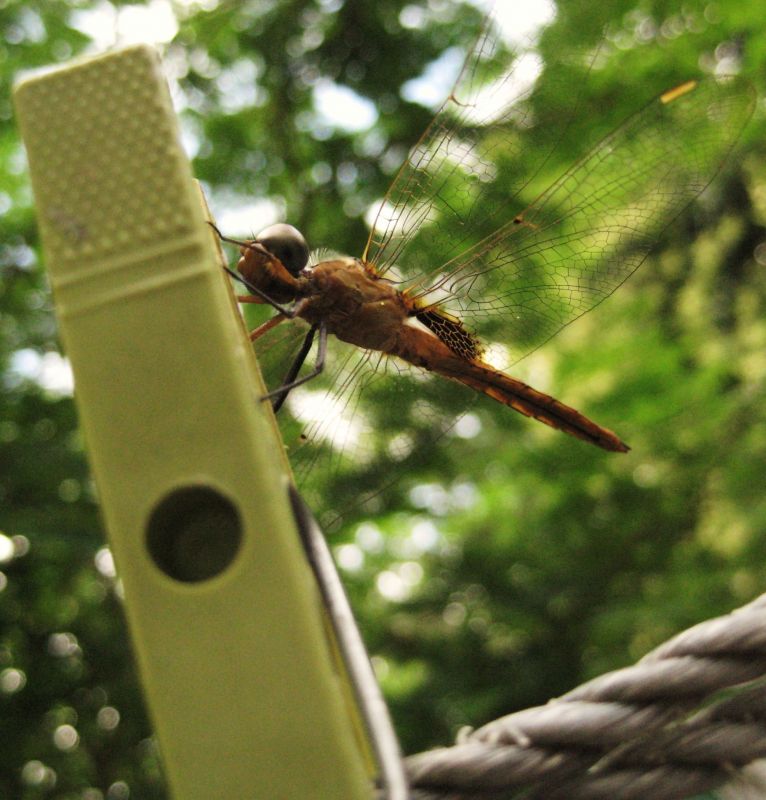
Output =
[{"x1": 391, "y1": 322, "x2": 629, "y2": 453}]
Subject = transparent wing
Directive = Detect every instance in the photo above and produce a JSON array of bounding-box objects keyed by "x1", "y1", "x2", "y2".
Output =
[
  {"x1": 402, "y1": 76, "x2": 755, "y2": 367},
  {"x1": 364, "y1": 8, "x2": 601, "y2": 278},
  {"x1": 253, "y1": 319, "x2": 472, "y2": 529},
  {"x1": 363, "y1": 8, "x2": 754, "y2": 370}
]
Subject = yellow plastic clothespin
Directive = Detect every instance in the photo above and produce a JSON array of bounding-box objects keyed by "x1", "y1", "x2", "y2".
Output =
[{"x1": 14, "y1": 44, "x2": 405, "y2": 799}]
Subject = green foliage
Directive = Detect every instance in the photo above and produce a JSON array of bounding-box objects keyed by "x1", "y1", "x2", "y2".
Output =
[{"x1": 2, "y1": 0, "x2": 766, "y2": 796}]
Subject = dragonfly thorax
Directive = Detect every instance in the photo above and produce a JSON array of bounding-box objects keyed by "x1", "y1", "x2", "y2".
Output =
[{"x1": 300, "y1": 258, "x2": 409, "y2": 353}]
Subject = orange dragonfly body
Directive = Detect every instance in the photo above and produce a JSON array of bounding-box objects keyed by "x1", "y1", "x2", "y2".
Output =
[
  {"x1": 216, "y1": 11, "x2": 754, "y2": 513},
  {"x1": 234, "y1": 237, "x2": 629, "y2": 452}
]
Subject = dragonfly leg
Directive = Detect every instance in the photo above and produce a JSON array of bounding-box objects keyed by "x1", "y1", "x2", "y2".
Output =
[
  {"x1": 249, "y1": 314, "x2": 287, "y2": 342},
  {"x1": 222, "y1": 265, "x2": 297, "y2": 317},
  {"x1": 209, "y1": 222, "x2": 273, "y2": 256},
  {"x1": 261, "y1": 321, "x2": 328, "y2": 411},
  {"x1": 247, "y1": 298, "x2": 312, "y2": 346},
  {"x1": 269, "y1": 325, "x2": 316, "y2": 411}
]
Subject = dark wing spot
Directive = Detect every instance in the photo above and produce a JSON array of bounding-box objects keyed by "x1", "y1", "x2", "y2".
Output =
[{"x1": 415, "y1": 307, "x2": 483, "y2": 361}]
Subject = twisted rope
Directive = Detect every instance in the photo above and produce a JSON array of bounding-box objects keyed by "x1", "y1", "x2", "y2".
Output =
[{"x1": 406, "y1": 593, "x2": 766, "y2": 799}]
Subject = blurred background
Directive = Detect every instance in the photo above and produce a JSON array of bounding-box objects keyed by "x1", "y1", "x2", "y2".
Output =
[{"x1": 2, "y1": 0, "x2": 765, "y2": 797}]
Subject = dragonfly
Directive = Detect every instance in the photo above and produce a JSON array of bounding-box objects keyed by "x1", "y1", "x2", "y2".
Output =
[{"x1": 216, "y1": 11, "x2": 754, "y2": 521}]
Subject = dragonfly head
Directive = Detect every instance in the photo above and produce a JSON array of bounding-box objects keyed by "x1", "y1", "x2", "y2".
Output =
[{"x1": 254, "y1": 223, "x2": 309, "y2": 276}]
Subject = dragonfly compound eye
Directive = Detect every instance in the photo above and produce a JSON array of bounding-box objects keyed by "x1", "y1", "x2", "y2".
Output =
[{"x1": 255, "y1": 223, "x2": 310, "y2": 276}]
